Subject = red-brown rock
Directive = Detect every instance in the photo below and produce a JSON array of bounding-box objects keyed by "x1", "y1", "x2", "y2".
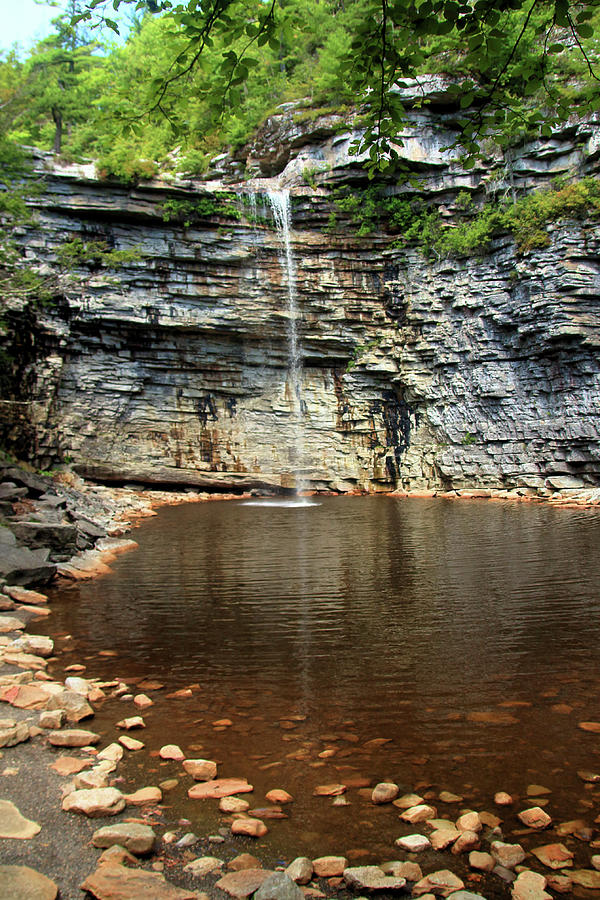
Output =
[
  {"x1": 81, "y1": 864, "x2": 197, "y2": 899},
  {"x1": 188, "y1": 778, "x2": 253, "y2": 800}
]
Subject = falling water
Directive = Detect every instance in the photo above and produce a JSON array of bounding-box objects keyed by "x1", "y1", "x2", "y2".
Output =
[{"x1": 267, "y1": 190, "x2": 306, "y2": 494}]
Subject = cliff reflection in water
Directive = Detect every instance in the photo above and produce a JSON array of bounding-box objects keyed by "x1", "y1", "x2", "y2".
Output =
[{"x1": 46, "y1": 496, "x2": 600, "y2": 715}]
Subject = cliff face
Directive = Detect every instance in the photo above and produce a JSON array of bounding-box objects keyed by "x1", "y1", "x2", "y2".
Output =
[{"x1": 6, "y1": 91, "x2": 600, "y2": 493}]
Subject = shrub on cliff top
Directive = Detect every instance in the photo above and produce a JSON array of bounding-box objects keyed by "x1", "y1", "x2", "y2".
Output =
[{"x1": 334, "y1": 177, "x2": 600, "y2": 257}]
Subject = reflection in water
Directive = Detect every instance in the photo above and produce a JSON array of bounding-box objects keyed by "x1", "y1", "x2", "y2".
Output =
[
  {"x1": 242, "y1": 499, "x2": 321, "y2": 508},
  {"x1": 40, "y1": 497, "x2": 600, "y2": 865}
]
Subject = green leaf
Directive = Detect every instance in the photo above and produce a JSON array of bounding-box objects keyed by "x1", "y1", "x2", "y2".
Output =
[{"x1": 576, "y1": 23, "x2": 594, "y2": 38}]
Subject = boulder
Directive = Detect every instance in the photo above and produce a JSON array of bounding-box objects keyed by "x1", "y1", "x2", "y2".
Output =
[
  {"x1": 430, "y1": 827, "x2": 459, "y2": 850},
  {"x1": 400, "y1": 803, "x2": 437, "y2": 824},
  {"x1": 570, "y1": 870, "x2": 600, "y2": 889},
  {"x1": 50, "y1": 756, "x2": 92, "y2": 776},
  {"x1": 380, "y1": 862, "x2": 422, "y2": 881},
  {"x1": 0, "y1": 799, "x2": 41, "y2": 839},
  {"x1": 62, "y1": 787, "x2": 126, "y2": 817},
  {"x1": 394, "y1": 834, "x2": 431, "y2": 852},
  {"x1": 10, "y1": 522, "x2": 78, "y2": 558},
  {"x1": 518, "y1": 807, "x2": 552, "y2": 829},
  {"x1": 393, "y1": 793, "x2": 424, "y2": 809},
  {"x1": 159, "y1": 743, "x2": 184, "y2": 759},
  {"x1": 183, "y1": 758, "x2": 218, "y2": 781},
  {"x1": 92, "y1": 822, "x2": 156, "y2": 855},
  {"x1": 220, "y1": 797, "x2": 250, "y2": 813},
  {"x1": 0, "y1": 683, "x2": 50, "y2": 708},
  {"x1": 312, "y1": 857, "x2": 348, "y2": 877},
  {"x1": 48, "y1": 728, "x2": 100, "y2": 747},
  {"x1": 97, "y1": 742, "x2": 124, "y2": 762},
  {"x1": 46, "y1": 690, "x2": 94, "y2": 723},
  {"x1": 183, "y1": 856, "x2": 225, "y2": 877},
  {"x1": 456, "y1": 811, "x2": 482, "y2": 833},
  {"x1": 124, "y1": 786, "x2": 163, "y2": 805},
  {"x1": 0, "y1": 544, "x2": 55, "y2": 587},
  {"x1": 3, "y1": 585, "x2": 48, "y2": 605},
  {"x1": 285, "y1": 857, "x2": 313, "y2": 884},
  {"x1": 74, "y1": 769, "x2": 110, "y2": 790},
  {"x1": 97, "y1": 845, "x2": 138, "y2": 867},
  {"x1": 119, "y1": 735, "x2": 145, "y2": 751},
  {"x1": 231, "y1": 817, "x2": 267, "y2": 837},
  {"x1": 511, "y1": 870, "x2": 552, "y2": 900},
  {"x1": 0, "y1": 616, "x2": 26, "y2": 633},
  {"x1": 254, "y1": 872, "x2": 304, "y2": 900},
  {"x1": 11, "y1": 634, "x2": 54, "y2": 657},
  {"x1": 266, "y1": 789, "x2": 293, "y2": 804},
  {"x1": 0, "y1": 865, "x2": 58, "y2": 900},
  {"x1": 3, "y1": 467, "x2": 53, "y2": 496},
  {"x1": 81, "y1": 864, "x2": 198, "y2": 899},
  {"x1": 0, "y1": 717, "x2": 30, "y2": 747},
  {"x1": 412, "y1": 869, "x2": 465, "y2": 896},
  {"x1": 491, "y1": 841, "x2": 526, "y2": 869},
  {"x1": 216, "y1": 869, "x2": 273, "y2": 898},
  {"x1": 343, "y1": 866, "x2": 407, "y2": 892},
  {"x1": 372, "y1": 782, "x2": 399, "y2": 804},
  {"x1": 452, "y1": 831, "x2": 481, "y2": 854},
  {"x1": 64, "y1": 676, "x2": 91, "y2": 695},
  {"x1": 469, "y1": 851, "x2": 495, "y2": 872}
]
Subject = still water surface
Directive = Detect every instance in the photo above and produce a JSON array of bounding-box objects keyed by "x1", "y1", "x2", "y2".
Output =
[{"x1": 42, "y1": 497, "x2": 600, "y2": 871}]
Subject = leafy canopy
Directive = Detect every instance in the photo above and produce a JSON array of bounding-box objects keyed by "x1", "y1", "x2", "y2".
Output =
[
  {"x1": 71, "y1": 0, "x2": 600, "y2": 171},
  {"x1": 2, "y1": 0, "x2": 600, "y2": 177}
]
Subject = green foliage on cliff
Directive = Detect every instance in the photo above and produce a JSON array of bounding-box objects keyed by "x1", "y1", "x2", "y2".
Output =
[
  {"x1": 160, "y1": 195, "x2": 243, "y2": 225},
  {"x1": 2, "y1": 1, "x2": 600, "y2": 176},
  {"x1": 0, "y1": 140, "x2": 55, "y2": 309},
  {"x1": 55, "y1": 238, "x2": 143, "y2": 269},
  {"x1": 333, "y1": 176, "x2": 600, "y2": 257},
  {"x1": 438, "y1": 176, "x2": 600, "y2": 255}
]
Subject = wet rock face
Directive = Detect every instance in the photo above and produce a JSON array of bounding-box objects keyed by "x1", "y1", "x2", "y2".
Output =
[{"x1": 11, "y1": 114, "x2": 600, "y2": 491}]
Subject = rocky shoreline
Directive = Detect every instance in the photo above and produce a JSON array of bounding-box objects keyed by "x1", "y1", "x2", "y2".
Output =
[{"x1": 2, "y1": 463, "x2": 600, "y2": 899}]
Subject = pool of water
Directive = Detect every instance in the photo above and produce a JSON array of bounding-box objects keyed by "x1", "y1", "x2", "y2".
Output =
[{"x1": 39, "y1": 496, "x2": 600, "y2": 884}]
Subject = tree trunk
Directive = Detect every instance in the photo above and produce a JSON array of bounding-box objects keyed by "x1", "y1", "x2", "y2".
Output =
[{"x1": 52, "y1": 107, "x2": 63, "y2": 155}]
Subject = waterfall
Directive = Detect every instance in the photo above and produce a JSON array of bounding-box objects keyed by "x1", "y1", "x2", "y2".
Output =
[{"x1": 267, "y1": 189, "x2": 306, "y2": 494}]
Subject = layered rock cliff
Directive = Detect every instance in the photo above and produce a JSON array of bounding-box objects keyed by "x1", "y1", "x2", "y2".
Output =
[{"x1": 3, "y1": 85, "x2": 600, "y2": 493}]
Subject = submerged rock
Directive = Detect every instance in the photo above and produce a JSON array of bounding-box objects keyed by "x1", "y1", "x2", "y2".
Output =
[
  {"x1": 531, "y1": 843, "x2": 574, "y2": 869},
  {"x1": 189, "y1": 778, "x2": 253, "y2": 799}
]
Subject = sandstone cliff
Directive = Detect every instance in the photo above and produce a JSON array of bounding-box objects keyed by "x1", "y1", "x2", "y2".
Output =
[{"x1": 3, "y1": 86, "x2": 600, "y2": 493}]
